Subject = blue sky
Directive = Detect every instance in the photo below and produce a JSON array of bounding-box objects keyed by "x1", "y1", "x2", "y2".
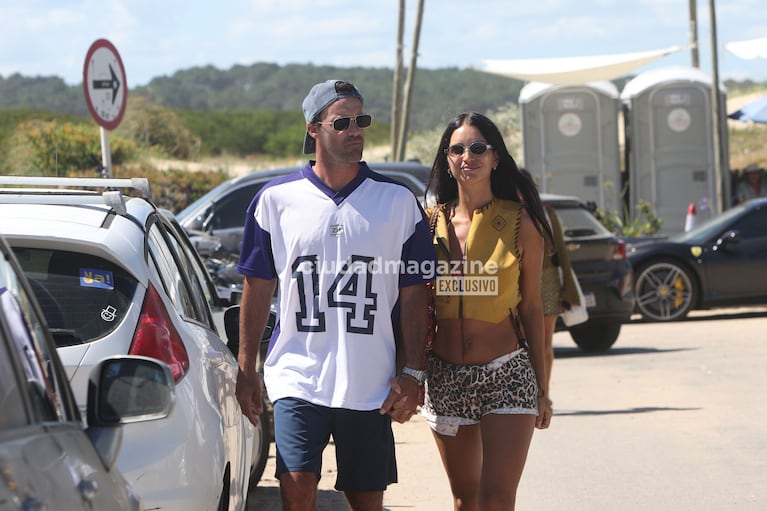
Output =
[{"x1": 1, "y1": 0, "x2": 766, "y2": 87}]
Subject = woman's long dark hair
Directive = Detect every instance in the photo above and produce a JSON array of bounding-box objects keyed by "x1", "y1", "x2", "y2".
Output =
[{"x1": 425, "y1": 111, "x2": 553, "y2": 242}]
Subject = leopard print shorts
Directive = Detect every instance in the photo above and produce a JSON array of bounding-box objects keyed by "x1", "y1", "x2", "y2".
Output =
[{"x1": 421, "y1": 349, "x2": 539, "y2": 437}]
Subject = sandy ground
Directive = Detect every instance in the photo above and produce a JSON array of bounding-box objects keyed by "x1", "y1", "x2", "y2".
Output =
[
  {"x1": 246, "y1": 414, "x2": 452, "y2": 511},
  {"x1": 245, "y1": 306, "x2": 767, "y2": 511}
]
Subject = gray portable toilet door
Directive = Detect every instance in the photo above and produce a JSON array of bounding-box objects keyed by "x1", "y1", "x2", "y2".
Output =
[
  {"x1": 538, "y1": 90, "x2": 608, "y2": 209},
  {"x1": 637, "y1": 84, "x2": 716, "y2": 233}
]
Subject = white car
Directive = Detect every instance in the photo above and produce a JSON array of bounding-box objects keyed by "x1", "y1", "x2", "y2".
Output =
[
  {"x1": 0, "y1": 230, "x2": 176, "y2": 511},
  {"x1": 0, "y1": 176, "x2": 269, "y2": 511}
]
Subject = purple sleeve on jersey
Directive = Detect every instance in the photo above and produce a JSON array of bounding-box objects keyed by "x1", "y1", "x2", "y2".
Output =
[
  {"x1": 237, "y1": 198, "x2": 276, "y2": 279},
  {"x1": 399, "y1": 213, "x2": 436, "y2": 287}
]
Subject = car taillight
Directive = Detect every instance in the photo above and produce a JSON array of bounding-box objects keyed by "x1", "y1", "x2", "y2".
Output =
[
  {"x1": 129, "y1": 284, "x2": 190, "y2": 382},
  {"x1": 612, "y1": 240, "x2": 627, "y2": 260}
]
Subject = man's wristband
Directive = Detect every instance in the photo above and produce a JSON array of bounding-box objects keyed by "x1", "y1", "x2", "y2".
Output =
[{"x1": 401, "y1": 367, "x2": 426, "y2": 385}]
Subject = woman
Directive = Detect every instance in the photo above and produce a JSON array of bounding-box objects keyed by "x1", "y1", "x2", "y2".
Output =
[
  {"x1": 519, "y1": 167, "x2": 579, "y2": 387},
  {"x1": 421, "y1": 112, "x2": 553, "y2": 511},
  {"x1": 540, "y1": 204, "x2": 580, "y2": 387}
]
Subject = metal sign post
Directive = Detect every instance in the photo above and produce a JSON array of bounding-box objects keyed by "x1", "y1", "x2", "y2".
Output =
[
  {"x1": 100, "y1": 127, "x2": 113, "y2": 178},
  {"x1": 83, "y1": 39, "x2": 128, "y2": 178}
]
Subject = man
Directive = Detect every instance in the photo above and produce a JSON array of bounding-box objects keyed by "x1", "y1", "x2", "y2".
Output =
[
  {"x1": 734, "y1": 163, "x2": 767, "y2": 204},
  {"x1": 235, "y1": 79, "x2": 434, "y2": 511}
]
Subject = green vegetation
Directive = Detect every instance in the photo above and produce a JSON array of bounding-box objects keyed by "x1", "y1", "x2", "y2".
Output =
[
  {"x1": 1, "y1": 64, "x2": 766, "y2": 218},
  {"x1": 596, "y1": 199, "x2": 664, "y2": 237},
  {"x1": 111, "y1": 164, "x2": 229, "y2": 213},
  {"x1": 0, "y1": 74, "x2": 85, "y2": 115},
  {"x1": 0, "y1": 63, "x2": 524, "y2": 133},
  {"x1": 116, "y1": 96, "x2": 201, "y2": 160},
  {"x1": 173, "y1": 108, "x2": 389, "y2": 157},
  {"x1": 3, "y1": 119, "x2": 137, "y2": 176}
]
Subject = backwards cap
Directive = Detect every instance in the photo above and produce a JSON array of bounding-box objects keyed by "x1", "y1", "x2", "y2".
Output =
[{"x1": 302, "y1": 80, "x2": 363, "y2": 154}]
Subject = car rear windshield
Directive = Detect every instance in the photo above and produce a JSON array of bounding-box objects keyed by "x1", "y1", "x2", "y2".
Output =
[
  {"x1": 12, "y1": 247, "x2": 138, "y2": 348},
  {"x1": 549, "y1": 204, "x2": 611, "y2": 238}
]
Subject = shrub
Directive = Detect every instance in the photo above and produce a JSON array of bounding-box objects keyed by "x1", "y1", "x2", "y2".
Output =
[
  {"x1": 110, "y1": 163, "x2": 229, "y2": 213},
  {"x1": 116, "y1": 97, "x2": 201, "y2": 160},
  {"x1": 596, "y1": 199, "x2": 663, "y2": 238},
  {"x1": 4, "y1": 120, "x2": 137, "y2": 176}
]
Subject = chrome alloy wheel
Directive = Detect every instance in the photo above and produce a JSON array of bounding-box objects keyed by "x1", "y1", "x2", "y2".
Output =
[{"x1": 635, "y1": 260, "x2": 696, "y2": 321}]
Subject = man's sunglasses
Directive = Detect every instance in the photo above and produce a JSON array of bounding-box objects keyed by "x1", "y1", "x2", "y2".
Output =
[
  {"x1": 445, "y1": 141, "x2": 493, "y2": 157},
  {"x1": 316, "y1": 114, "x2": 373, "y2": 131}
]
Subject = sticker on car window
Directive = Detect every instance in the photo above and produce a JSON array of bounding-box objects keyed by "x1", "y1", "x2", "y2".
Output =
[
  {"x1": 80, "y1": 268, "x2": 115, "y2": 289},
  {"x1": 101, "y1": 305, "x2": 118, "y2": 322}
]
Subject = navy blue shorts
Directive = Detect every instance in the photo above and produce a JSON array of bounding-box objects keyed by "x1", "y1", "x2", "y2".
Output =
[{"x1": 273, "y1": 397, "x2": 397, "y2": 492}]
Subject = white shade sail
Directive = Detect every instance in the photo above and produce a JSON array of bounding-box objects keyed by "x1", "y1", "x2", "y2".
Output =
[
  {"x1": 725, "y1": 37, "x2": 767, "y2": 60},
  {"x1": 481, "y1": 45, "x2": 690, "y2": 85}
]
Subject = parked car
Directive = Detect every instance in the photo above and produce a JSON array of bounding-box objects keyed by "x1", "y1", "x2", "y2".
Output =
[
  {"x1": 0, "y1": 176, "x2": 268, "y2": 511},
  {"x1": 178, "y1": 162, "x2": 633, "y2": 352},
  {"x1": 541, "y1": 194, "x2": 634, "y2": 351},
  {"x1": 0, "y1": 230, "x2": 175, "y2": 511},
  {"x1": 628, "y1": 196, "x2": 767, "y2": 322}
]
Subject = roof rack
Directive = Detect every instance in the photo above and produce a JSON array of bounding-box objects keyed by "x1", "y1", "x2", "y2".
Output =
[{"x1": 0, "y1": 176, "x2": 152, "y2": 216}]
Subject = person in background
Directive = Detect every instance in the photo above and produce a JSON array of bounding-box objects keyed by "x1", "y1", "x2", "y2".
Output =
[
  {"x1": 235, "y1": 79, "x2": 434, "y2": 511},
  {"x1": 734, "y1": 163, "x2": 767, "y2": 205},
  {"x1": 540, "y1": 204, "x2": 580, "y2": 387},
  {"x1": 421, "y1": 112, "x2": 553, "y2": 510},
  {"x1": 518, "y1": 168, "x2": 580, "y2": 389}
]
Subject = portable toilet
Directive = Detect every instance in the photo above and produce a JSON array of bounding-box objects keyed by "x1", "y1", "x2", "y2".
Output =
[
  {"x1": 519, "y1": 81, "x2": 622, "y2": 213},
  {"x1": 621, "y1": 66, "x2": 729, "y2": 235}
]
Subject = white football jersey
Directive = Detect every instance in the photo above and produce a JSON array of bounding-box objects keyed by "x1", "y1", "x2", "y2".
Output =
[{"x1": 238, "y1": 162, "x2": 434, "y2": 410}]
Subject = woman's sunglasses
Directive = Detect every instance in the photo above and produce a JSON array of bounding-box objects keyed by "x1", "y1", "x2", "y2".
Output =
[
  {"x1": 316, "y1": 114, "x2": 373, "y2": 132},
  {"x1": 445, "y1": 141, "x2": 493, "y2": 157}
]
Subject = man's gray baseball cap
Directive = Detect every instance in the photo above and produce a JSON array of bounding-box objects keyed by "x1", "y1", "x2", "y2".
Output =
[{"x1": 302, "y1": 80, "x2": 364, "y2": 154}]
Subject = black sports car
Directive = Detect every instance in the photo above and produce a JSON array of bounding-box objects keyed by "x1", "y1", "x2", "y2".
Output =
[{"x1": 628, "y1": 197, "x2": 767, "y2": 321}]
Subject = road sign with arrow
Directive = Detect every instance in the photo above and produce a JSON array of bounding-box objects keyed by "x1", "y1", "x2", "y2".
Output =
[{"x1": 83, "y1": 39, "x2": 127, "y2": 130}]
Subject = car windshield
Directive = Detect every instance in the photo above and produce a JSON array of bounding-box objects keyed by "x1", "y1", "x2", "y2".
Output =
[
  {"x1": 175, "y1": 177, "x2": 245, "y2": 224},
  {"x1": 12, "y1": 247, "x2": 138, "y2": 348},
  {"x1": 670, "y1": 203, "x2": 747, "y2": 243}
]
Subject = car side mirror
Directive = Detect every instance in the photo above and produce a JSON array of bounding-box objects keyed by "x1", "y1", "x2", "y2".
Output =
[
  {"x1": 224, "y1": 304, "x2": 275, "y2": 356},
  {"x1": 714, "y1": 230, "x2": 740, "y2": 252},
  {"x1": 85, "y1": 356, "x2": 175, "y2": 469},
  {"x1": 86, "y1": 356, "x2": 175, "y2": 427}
]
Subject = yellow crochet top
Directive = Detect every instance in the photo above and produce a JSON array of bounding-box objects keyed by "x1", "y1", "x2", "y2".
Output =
[{"x1": 428, "y1": 199, "x2": 522, "y2": 324}]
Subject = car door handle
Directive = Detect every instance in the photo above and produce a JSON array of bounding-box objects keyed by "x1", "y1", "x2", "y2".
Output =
[{"x1": 78, "y1": 479, "x2": 99, "y2": 501}]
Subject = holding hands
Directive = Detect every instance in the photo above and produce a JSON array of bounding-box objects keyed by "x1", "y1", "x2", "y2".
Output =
[{"x1": 380, "y1": 373, "x2": 422, "y2": 423}]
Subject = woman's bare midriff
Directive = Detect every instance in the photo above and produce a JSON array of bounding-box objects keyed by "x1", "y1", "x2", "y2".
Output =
[{"x1": 432, "y1": 316, "x2": 520, "y2": 365}]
